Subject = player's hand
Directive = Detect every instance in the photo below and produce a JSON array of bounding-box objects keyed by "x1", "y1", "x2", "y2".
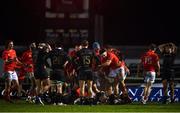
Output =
[
  {"x1": 44, "y1": 65, "x2": 47, "y2": 69},
  {"x1": 126, "y1": 68, "x2": 130, "y2": 76},
  {"x1": 28, "y1": 64, "x2": 33, "y2": 68},
  {"x1": 97, "y1": 65, "x2": 102, "y2": 68},
  {"x1": 157, "y1": 71, "x2": 160, "y2": 77},
  {"x1": 6, "y1": 58, "x2": 15, "y2": 64},
  {"x1": 8, "y1": 58, "x2": 14, "y2": 62}
]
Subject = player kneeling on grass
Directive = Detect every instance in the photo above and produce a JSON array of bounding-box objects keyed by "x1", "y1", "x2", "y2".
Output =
[{"x1": 138, "y1": 44, "x2": 160, "y2": 104}]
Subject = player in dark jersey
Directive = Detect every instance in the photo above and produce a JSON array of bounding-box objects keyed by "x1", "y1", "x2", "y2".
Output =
[
  {"x1": 76, "y1": 40, "x2": 95, "y2": 105},
  {"x1": 158, "y1": 42, "x2": 178, "y2": 104},
  {"x1": 48, "y1": 43, "x2": 69, "y2": 105},
  {"x1": 33, "y1": 43, "x2": 50, "y2": 105}
]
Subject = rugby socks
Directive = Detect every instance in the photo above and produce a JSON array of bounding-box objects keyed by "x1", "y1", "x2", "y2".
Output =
[
  {"x1": 3, "y1": 90, "x2": 13, "y2": 103},
  {"x1": 80, "y1": 96, "x2": 85, "y2": 105},
  {"x1": 49, "y1": 92, "x2": 56, "y2": 104},
  {"x1": 35, "y1": 94, "x2": 44, "y2": 105},
  {"x1": 95, "y1": 92, "x2": 102, "y2": 102},
  {"x1": 108, "y1": 94, "x2": 115, "y2": 105},
  {"x1": 162, "y1": 96, "x2": 168, "y2": 104},
  {"x1": 170, "y1": 83, "x2": 175, "y2": 103},
  {"x1": 56, "y1": 93, "x2": 63, "y2": 104},
  {"x1": 88, "y1": 98, "x2": 95, "y2": 105}
]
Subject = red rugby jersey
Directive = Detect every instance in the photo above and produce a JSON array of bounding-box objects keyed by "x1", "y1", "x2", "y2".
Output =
[
  {"x1": 21, "y1": 50, "x2": 34, "y2": 72},
  {"x1": 2, "y1": 49, "x2": 17, "y2": 71},
  {"x1": 101, "y1": 52, "x2": 122, "y2": 70},
  {"x1": 141, "y1": 50, "x2": 159, "y2": 71}
]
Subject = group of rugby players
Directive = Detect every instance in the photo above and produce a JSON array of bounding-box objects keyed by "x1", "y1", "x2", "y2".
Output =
[{"x1": 1, "y1": 40, "x2": 177, "y2": 105}]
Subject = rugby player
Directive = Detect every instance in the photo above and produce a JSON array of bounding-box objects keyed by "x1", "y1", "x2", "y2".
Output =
[
  {"x1": 21, "y1": 43, "x2": 36, "y2": 102},
  {"x1": 48, "y1": 43, "x2": 69, "y2": 105},
  {"x1": 76, "y1": 40, "x2": 95, "y2": 105},
  {"x1": 98, "y1": 48, "x2": 129, "y2": 104},
  {"x1": 158, "y1": 42, "x2": 177, "y2": 104},
  {"x1": 2, "y1": 40, "x2": 22, "y2": 102},
  {"x1": 138, "y1": 44, "x2": 160, "y2": 104}
]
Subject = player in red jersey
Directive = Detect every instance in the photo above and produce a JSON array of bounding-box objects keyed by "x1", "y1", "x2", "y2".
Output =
[
  {"x1": 65, "y1": 43, "x2": 82, "y2": 96},
  {"x1": 98, "y1": 48, "x2": 125, "y2": 104},
  {"x1": 21, "y1": 43, "x2": 36, "y2": 102},
  {"x1": 105, "y1": 46, "x2": 131, "y2": 103},
  {"x1": 138, "y1": 44, "x2": 160, "y2": 104},
  {"x1": 68, "y1": 43, "x2": 82, "y2": 58},
  {"x1": 66, "y1": 43, "x2": 82, "y2": 80},
  {"x1": 111, "y1": 50, "x2": 131, "y2": 103},
  {"x1": 2, "y1": 40, "x2": 22, "y2": 102}
]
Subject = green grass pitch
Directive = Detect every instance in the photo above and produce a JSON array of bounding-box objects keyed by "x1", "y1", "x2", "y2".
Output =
[{"x1": 0, "y1": 99, "x2": 180, "y2": 112}]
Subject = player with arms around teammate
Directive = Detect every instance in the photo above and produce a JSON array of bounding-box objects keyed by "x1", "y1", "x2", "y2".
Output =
[
  {"x1": 2, "y1": 40, "x2": 22, "y2": 102},
  {"x1": 76, "y1": 40, "x2": 95, "y2": 105},
  {"x1": 98, "y1": 48, "x2": 129, "y2": 104},
  {"x1": 138, "y1": 44, "x2": 160, "y2": 104},
  {"x1": 105, "y1": 46, "x2": 131, "y2": 104}
]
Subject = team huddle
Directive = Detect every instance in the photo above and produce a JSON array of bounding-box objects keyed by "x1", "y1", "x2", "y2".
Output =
[{"x1": 1, "y1": 40, "x2": 177, "y2": 105}]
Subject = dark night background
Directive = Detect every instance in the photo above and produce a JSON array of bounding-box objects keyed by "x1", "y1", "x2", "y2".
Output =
[{"x1": 0, "y1": 0, "x2": 180, "y2": 46}]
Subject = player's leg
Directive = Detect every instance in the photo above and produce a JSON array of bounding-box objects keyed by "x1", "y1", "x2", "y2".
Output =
[
  {"x1": 145, "y1": 73, "x2": 154, "y2": 101},
  {"x1": 78, "y1": 70, "x2": 87, "y2": 105},
  {"x1": 29, "y1": 72, "x2": 36, "y2": 96},
  {"x1": 169, "y1": 69, "x2": 175, "y2": 103},
  {"x1": 142, "y1": 84, "x2": 147, "y2": 99},
  {"x1": 141, "y1": 72, "x2": 150, "y2": 104},
  {"x1": 79, "y1": 80, "x2": 85, "y2": 104},
  {"x1": 114, "y1": 80, "x2": 119, "y2": 96},
  {"x1": 117, "y1": 67, "x2": 131, "y2": 104},
  {"x1": 54, "y1": 70, "x2": 65, "y2": 105},
  {"x1": 11, "y1": 71, "x2": 21, "y2": 97},
  {"x1": 144, "y1": 81, "x2": 152, "y2": 101},
  {"x1": 26, "y1": 73, "x2": 36, "y2": 103},
  {"x1": 92, "y1": 72, "x2": 101, "y2": 93},
  {"x1": 162, "y1": 79, "x2": 168, "y2": 104},
  {"x1": 56, "y1": 82, "x2": 64, "y2": 105},
  {"x1": 42, "y1": 78, "x2": 50, "y2": 93},
  {"x1": 3, "y1": 72, "x2": 12, "y2": 102},
  {"x1": 35, "y1": 79, "x2": 41, "y2": 96},
  {"x1": 50, "y1": 80, "x2": 56, "y2": 104},
  {"x1": 169, "y1": 80, "x2": 175, "y2": 103},
  {"x1": 87, "y1": 80, "x2": 94, "y2": 105},
  {"x1": 34, "y1": 79, "x2": 44, "y2": 105},
  {"x1": 105, "y1": 69, "x2": 116, "y2": 104}
]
